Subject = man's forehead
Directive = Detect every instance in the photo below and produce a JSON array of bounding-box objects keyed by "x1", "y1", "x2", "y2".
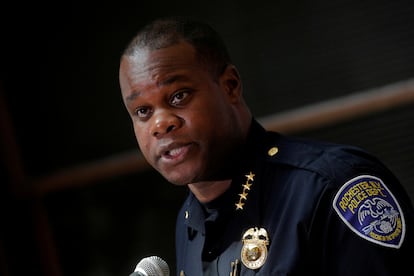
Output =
[
  {"x1": 129, "y1": 41, "x2": 197, "y2": 63},
  {"x1": 122, "y1": 43, "x2": 201, "y2": 79}
]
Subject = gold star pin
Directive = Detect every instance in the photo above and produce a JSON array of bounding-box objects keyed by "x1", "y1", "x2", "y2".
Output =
[
  {"x1": 243, "y1": 182, "x2": 252, "y2": 190},
  {"x1": 239, "y1": 191, "x2": 248, "y2": 200},
  {"x1": 246, "y1": 172, "x2": 255, "y2": 181},
  {"x1": 235, "y1": 201, "x2": 245, "y2": 210},
  {"x1": 235, "y1": 171, "x2": 256, "y2": 211}
]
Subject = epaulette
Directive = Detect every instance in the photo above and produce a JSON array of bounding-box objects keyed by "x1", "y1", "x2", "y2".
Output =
[{"x1": 262, "y1": 132, "x2": 373, "y2": 179}]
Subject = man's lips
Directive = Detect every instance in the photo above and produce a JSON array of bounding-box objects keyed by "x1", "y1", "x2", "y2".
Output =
[{"x1": 157, "y1": 142, "x2": 193, "y2": 162}]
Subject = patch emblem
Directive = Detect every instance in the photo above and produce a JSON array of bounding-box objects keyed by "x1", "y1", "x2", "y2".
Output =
[{"x1": 333, "y1": 175, "x2": 405, "y2": 248}]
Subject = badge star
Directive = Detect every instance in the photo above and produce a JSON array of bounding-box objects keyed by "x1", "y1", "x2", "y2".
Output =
[
  {"x1": 239, "y1": 191, "x2": 248, "y2": 200},
  {"x1": 246, "y1": 172, "x2": 255, "y2": 182},
  {"x1": 243, "y1": 182, "x2": 252, "y2": 190},
  {"x1": 235, "y1": 201, "x2": 245, "y2": 210},
  {"x1": 235, "y1": 171, "x2": 256, "y2": 211}
]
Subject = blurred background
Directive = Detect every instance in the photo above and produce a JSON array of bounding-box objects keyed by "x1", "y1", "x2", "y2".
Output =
[{"x1": 1, "y1": 1, "x2": 414, "y2": 275}]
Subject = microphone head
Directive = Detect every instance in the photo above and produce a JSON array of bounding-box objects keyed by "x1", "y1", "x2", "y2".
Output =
[{"x1": 134, "y1": 256, "x2": 170, "y2": 276}]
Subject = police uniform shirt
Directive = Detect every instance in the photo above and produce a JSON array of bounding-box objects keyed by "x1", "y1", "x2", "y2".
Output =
[{"x1": 175, "y1": 119, "x2": 414, "y2": 275}]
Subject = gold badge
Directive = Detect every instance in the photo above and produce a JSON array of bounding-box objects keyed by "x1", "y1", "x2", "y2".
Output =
[{"x1": 241, "y1": 227, "x2": 269, "y2": 270}]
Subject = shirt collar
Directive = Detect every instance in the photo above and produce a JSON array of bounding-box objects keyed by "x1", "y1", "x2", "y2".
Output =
[{"x1": 183, "y1": 118, "x2": 268, "y2": 232}]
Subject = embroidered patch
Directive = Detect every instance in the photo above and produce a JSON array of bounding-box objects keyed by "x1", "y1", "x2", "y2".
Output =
[{"x1": 333, "y1": 175, "x2": 405, "y2": 248}]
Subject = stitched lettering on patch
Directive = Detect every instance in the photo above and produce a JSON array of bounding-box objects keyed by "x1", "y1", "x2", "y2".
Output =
[{"x1": 333, "y1": 175, "x2": 405, "y2": 248}]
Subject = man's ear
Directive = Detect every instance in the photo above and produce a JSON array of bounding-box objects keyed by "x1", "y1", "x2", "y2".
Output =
[{"x1": 220, "y1": 64, "x2": 243, "y2": 102}]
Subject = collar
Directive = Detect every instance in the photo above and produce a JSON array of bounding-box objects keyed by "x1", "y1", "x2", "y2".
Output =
[{"x1": 183, "y1": 118, "x2": 269, "y2": 233}]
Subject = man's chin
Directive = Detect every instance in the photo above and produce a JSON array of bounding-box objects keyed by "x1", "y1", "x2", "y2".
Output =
[
  {"x1": 160, "y1": 170, "x2": 196, "y2": 186},
  {"x1": 166, "y1": 177, "x2": 194, "y2": 186}
]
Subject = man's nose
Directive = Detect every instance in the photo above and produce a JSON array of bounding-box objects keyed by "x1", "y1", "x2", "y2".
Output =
[{"x1": 151, "y1": 110, "x2": 182, "y2": 137}]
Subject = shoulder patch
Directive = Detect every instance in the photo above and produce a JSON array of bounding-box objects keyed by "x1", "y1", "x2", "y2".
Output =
[{"x1": 333, "y1": 175, "x2": 405, "y2": 248}]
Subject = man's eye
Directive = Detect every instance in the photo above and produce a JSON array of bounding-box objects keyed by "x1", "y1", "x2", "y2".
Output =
[
  {"x1": 134, "y1": 107, "x2": 151, "y2": 118},
  {"x1": 171, "y1": 91, "x2": 189, "y2": 105}
]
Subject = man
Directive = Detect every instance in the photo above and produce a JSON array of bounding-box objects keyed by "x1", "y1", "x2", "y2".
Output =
[{"x1": 119, "y1": 16, "x2": 414, "y2": 275}]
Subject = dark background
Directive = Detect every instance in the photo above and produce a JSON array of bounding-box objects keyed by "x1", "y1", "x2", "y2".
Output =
[{"x1": 1, "y1": 1, "x2": 414, "y2": 275}]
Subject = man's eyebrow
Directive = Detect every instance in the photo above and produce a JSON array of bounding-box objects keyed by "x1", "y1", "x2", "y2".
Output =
[
  {"x1": 125, "y1": 74, "x2": 190, "y2": 103},
  {"x1": 125, "y1": 91, "x2": 141, "y2": 103},
  {"x1": 158, "y1": 74, "x2": 187, "y2": 86}
]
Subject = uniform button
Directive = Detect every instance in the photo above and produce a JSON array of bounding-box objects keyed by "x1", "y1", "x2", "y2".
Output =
[
  {"x1": 185, "y1": 210, "x2": 189, "y2": 219},
  {"x1": 268, "y1": 146, "x2": 279, "y2": 156}
]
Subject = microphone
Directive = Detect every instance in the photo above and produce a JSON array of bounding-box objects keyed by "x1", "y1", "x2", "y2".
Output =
[{"x1": 129, "y1": 256, "x2": 170, "y2": 276}]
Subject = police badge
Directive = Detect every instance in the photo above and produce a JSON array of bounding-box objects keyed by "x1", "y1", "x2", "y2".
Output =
[{"x1": 241, "y1": 227, "x2": 269, "y2": 270}]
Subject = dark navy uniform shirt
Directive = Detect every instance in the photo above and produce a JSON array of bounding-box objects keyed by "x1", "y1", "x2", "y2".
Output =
[{"x1": 175, "y1": 119, "x2": 414, "y2": 275}]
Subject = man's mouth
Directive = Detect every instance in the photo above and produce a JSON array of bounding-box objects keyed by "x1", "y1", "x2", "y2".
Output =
[
  {"x1": 158, "y1": 142, "x2": 193, "y2": 162},
  {"x1": 165, "y1": 147, "x2": 186, "y2": 158}
]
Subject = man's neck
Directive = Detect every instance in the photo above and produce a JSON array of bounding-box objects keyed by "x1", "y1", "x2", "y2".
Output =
[{"x1": 188, "y1": 179, "x2": 232, "y2": 203}]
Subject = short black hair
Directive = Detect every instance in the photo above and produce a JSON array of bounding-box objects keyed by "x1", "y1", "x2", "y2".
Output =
[{"x1": 122, "y1": 16, "x2": 232, "y2": 77}]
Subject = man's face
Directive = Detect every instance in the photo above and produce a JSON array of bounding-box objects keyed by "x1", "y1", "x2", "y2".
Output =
[{"x1": 119, "y1": 42, "x2": 243, "y2": 185}]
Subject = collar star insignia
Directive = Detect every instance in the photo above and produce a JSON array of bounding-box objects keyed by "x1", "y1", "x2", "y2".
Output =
[
  {"x1": 239, "y1": 191, "x2": 248, "y2": 200},
  {"x1": 235, "y1": 171, "x2": 255, "y2": 210},
  {"x1": 235, "y1": 202, "x2": 245, "y2": 210},
  {"x1": 243, "y1": 182, "x2": 252, "y2": 190},
  {"x1": 245, "y1": 172, "x2": 255, "y2": 182}
]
